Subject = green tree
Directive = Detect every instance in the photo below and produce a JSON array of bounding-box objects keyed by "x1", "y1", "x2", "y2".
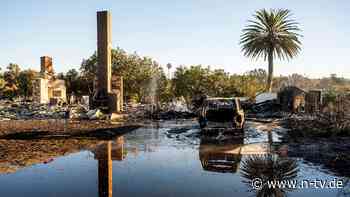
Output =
[
  {"x1": 238, "y1": 69, "x2": 267, "y2": 98},
  {"x1": 56, "y1": 72, "x2": 65, "y2": 80},
  {"x1": 18, "y1": 69, "x2": 36, "y2": 99},
  {"x1": 81, "y1": 52, "x2": 97, "y2": 94},
  {"x1": 3, "y1": 63, "x2": 21, "y2": 98},
  {"x1": 64, "y1": 69, "x2": 80, "y2": 96},
  {"x1": 172, "y1": 65, "x2": 244, "y2": 104},
  {"x1": 246, "y1": 68, "x2": 267, "y2": 87},
  {"x1": 0, "y1": 67, "x2": 4, "y2": 96},
  {"x1": 240, "y1": 9, "x2": 302, "y2": 92},
  {"x1": 166, "y1": 63, "x2": 172, "y2": 79},
  {"x1": 172, "y1": 65, "x2": 211, "y2": 104},
  {"x1": 80, "y1": 48, "x2": 168, "y2": 103}
]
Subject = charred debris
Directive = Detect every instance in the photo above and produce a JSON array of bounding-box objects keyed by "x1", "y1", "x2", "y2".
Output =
[{"x1": 1, "y1": 85, "x2": 349, "y2": 139}]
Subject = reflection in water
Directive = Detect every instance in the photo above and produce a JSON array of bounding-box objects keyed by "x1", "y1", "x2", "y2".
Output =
[
  {"x1": 338, "y1": 178, "x2": 350, "y2": 197},
  {"x1": 95, "y1": 141, "x2": 113, "y2": 197},
  {"x1": 198, "y1": 131, "x2": 274, "y2": 174},
  {"x1": 93, "y1": 136, "x2": 125, "y2": 197},
  {"x1": 0, "y1": 136, "x2": 127, "y2": 197},
  {"x1": 199, "y1": 136, "x2": 243, "y2": 173},
  {"x1": 0, "y1": 121, "x2": 346, "y2": 197},
  {"x1": 0, "y1": 137, "x2": 126, "y2": 197},
  {"x1": 0, "y1": 139, "x2": 101, "y2": 174},
  {"x1": 240, "y1": 154, "x2": 299, "y2": 197},
  {"x1": 198, "y1": 131, "x2": 298, "y2": 197}
]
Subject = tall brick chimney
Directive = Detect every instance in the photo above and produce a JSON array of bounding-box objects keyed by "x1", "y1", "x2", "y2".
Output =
[{"x1": 40, "y1": 56, "x2": 54, "y2": 76}]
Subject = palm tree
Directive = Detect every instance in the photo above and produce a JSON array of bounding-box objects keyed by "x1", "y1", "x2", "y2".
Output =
[
  {"x1": 166, "y1": 63, "x2": 172, "y2": 79},
  {"x1": 240, "y1": 9, "x2": 302, "y2": 92}
]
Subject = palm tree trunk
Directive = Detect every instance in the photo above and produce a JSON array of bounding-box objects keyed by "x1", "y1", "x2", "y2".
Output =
[{"x1": 266, "y1": 48, "x2": 274, "y2": 92}]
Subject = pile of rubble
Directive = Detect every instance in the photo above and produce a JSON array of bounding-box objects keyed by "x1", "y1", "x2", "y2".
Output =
[
  {"x1": 151, "y1": 110, "x2": 196, "y2": 120},
  {"x1": 0, "y1": 100, "x2": 110, "y2": 121},
  {"x1": 148, "y1": 99, "x2": 196, "y2": 120},
  {"x1": 0, "y1": 100, "x2": 68, "y2": 120},
  {"x1": 283, "y1": 94, "x2": 350, "y2": 137},
  {"x1": 123, "y1": 98, "x2": 196, "y2": 121},
  {"x1": 284, "y1": 113, "x2": 350, "y2": 138},
  {"x1": 0, "y1": 98, "x2": 198, "y2": 122},
  {"x1": 69, "y1": 105, "x2": 106, "y2": 120},
  {"x1": 244, "y1": 100, "x2": 284, "y2": 119}
]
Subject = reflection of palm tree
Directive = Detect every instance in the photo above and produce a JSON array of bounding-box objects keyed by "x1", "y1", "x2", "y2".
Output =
[
  {"x1": 338, "y1": 178, "x2": 350, "y2": 197},
  {"x1": 240, "y1": 154, "x2": 298, "y2": 197}
]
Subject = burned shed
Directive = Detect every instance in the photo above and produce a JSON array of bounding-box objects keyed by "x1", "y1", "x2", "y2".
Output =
[
  {"x1": 305, "y1": 90, "x2": 322, "y2": 113},
  {"x1": 278, "y1": 86, "x2": 306, "y2": 112}
]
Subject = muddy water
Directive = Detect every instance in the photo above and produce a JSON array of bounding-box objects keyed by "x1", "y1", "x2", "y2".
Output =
[{"x1": 0, "y1": 120, "x2": 348, "y2": 197}]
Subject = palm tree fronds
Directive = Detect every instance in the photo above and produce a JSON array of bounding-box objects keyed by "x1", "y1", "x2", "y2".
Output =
[{"x1": 240, "y1": 8, "x2": 302, "y2": 61}]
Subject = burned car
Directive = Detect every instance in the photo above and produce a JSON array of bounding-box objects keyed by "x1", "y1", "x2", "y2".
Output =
[{"x1": 198, "y1": 97, "x2": 245, "y2": 130}]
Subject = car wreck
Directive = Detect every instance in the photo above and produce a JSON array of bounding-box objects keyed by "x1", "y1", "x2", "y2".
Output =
[{"x1": 198, "y1": 97, "x2": 245, "y2": 130}]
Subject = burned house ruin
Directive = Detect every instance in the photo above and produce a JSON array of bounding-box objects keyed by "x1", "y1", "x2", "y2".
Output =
[
  {"x1": 305, "y1": 90, "x2": 322, "y2": 113},
  {"x1": 32, "y1": 56, "x2": 67, "y2": 104},
  {"x1": 278, "y1": 86, "x2": 305, "y2": 113}
]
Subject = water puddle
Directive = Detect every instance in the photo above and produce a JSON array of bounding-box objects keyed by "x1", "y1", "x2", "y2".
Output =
[{"x1": 0, "y1": 120, "x2": 348, "y2": 197}]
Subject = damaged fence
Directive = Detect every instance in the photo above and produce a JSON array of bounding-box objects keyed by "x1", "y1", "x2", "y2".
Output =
[
  {"x1": 312, "y1": 93, "x2": 350, "y2": 130},
  {"x1": 287, "y1": 93, "x2": 350, "y2": 134}
]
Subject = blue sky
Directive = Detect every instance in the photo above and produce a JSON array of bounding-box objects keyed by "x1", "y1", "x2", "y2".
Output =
[{"x1": 1, "y1": 0, "x2": 349, "y2": 78}]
